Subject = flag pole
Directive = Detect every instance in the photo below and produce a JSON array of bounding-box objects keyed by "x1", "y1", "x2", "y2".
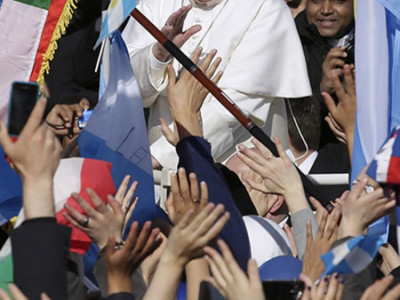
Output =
[{"x1": 130, "y1": 8, "x2": 333, "y2": 210}]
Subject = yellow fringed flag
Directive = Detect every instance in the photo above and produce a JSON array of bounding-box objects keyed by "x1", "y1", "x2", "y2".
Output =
[{"x1": 0, "y1": 0, "x2": 77, "y2": 121}]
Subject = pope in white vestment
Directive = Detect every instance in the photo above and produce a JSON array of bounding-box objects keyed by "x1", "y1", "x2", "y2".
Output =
[{"x1": 122, "y1": 0, "x2": 312, "y2": 169}]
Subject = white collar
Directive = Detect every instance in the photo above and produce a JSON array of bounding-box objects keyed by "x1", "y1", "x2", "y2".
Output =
[{"x1": 189, "y1": 0, "x2": 224, "y2": 8}]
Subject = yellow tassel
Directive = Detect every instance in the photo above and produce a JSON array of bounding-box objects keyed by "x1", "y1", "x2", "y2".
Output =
[{"x1": 36, "y1": 0, "x2": 78, "y2": 88}]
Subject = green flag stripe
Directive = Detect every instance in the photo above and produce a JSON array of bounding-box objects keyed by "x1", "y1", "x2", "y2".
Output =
[{"x1": 14, "y1": 0, "x2": 51, "y2": 10}]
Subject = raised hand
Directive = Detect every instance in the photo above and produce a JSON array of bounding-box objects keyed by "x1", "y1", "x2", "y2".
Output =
[
  {"x1": 152, "y1": 5, "x2": 202, "y2": 62},
  {"x1": 302, "y1": 210, "x2": 340, "y2": 281},
  {"x1": 238, "y1": 137, "x2": 309, "y2": 214},
  {"x1": 63, "y1": 185, "x2": 137, "y2": 250},
  {"x1": 142, "y1": 203, "x2": 230, "y2": 300},
  {"x1": 322, "y1": 64, "x2": 356, "y2": 161},
  {"x1": 0, "y1": 97, "x2": 61, "y2": 220},
  {"x1": 164, "y1": 47, "x2": 222, "y2": 139},
  {"x1": 204, "y1": 239, "x2": 265, "y2": 300},
  {"x1": 320, "y1": 46, "x2": 347, "y2": 94},
  {"x1": 0, "y1": 97, "x2": 61, "y2": 181},
  {"x1": 166, "y1": 168, "x2": 208, "y2": 225},
  {"x1": 45, "y1": 98, "x2": 90, "y2": 136},
  {"x1": 165, "y1": 203, "x2": 229, "y2": 266},
  {"x1": 106, "y1": 221, "x2": 161, "y2": 295},
  {"x1": 339, "y1": 178, "x2": 395, "y2": 238}
]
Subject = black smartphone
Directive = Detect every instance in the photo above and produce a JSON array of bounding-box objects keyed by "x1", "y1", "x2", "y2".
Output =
[
  {"x1": 7, "y1": 81, "x2": 39, "y2": 136},
  {"x1": 263, "y1": 280, "x2": 304, "y2": 300}
]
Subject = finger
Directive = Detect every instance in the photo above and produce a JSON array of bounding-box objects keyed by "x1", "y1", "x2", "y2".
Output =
[
  {"x1": 212, "y1": 71, "x2": 223, "y2": 85},
  {"x1": 306, "y1": 220, "x2": 313, "y2": 244},
  {"x1": 382, "y1": 283, "x2": 400, "y2": 300},
  {"x1": 165, "y1": 194, "x2": 175, "y2": 219},
  {"x1": 124, "y1": 221, "x2": 140, "y2": 252},
  {"x1": 348, "y1": 178, "x2": 368, "y2": 201},
  {"x1": 244, "y1": 177, "x2": 269, "y2": 194},
  {"x1": 8, "y1": 284, "x2": 28, "y2": 300},
  {"x1": 139, "y1": 227, "x2": 161, "y2": 257},
  {"x1": 125, "y1": 197, "x2": 138, "y2": 224},
  {"x1": 123, "y1": 181, "x2": 138, "y2": 209},
  {"x1": 79, "y1": 98, "x2": 90, "y2": 110},
  {"x1": 199, "y1": 49, "x2": 217, "y2": 73},
  {"x1": 191, "y1": 203, "x2": 223, "y2": 235},
  {"x1": 219, "y1": 239, "x2": 244, "y2": 279},
  {"x1": 19, "y1": 97, "x2": 47, "y2": 139},
  {"x1": 316, "y1": 211, "x2": 328, "y2": 238},
  {"x1": 86, "y1": 188, "x2": 108, "y2": 214},
  {"x1": 204, "y1": 251, "x2": 229, "y2": 294},
  {"x1": 249, "y1": 138, "x2": 273, "y2": 161},
  {"x1": 325, "y1": 274, "x2": 339, "y2": 300},
  {"x1": 0, "y1": 122, "x2": 13, "y2": 154},
  {"x1": 190, "y1": 47, "x2": 203, "y2": 65},
  {"x1": 203, "y1": 276, "x2": 227, "y2": 298},
  {"x1": 178, "y1": 25, "x2": 202, "y2": 47},
  {"x1": 178, "y1": 168, "x2": 191, "y2": 202},
  {"x1": 199, "y1": 181, "x2": 209, "y2": 207},
  {"x1": 71, "y1": 192, "x2": 98, "y2": 218},
  {"x1": 205, "y1": 243, "x2": 234, "y2": 283},
  {"x1": 336, "y1": 277, "x2": 345, "y2": 300},
  {"x1": 160, "y1": 118, "x2": 177, "y2": 146},
  {"x1": 247, "y1": 259, "x2": 262, "y2": 287},
  {"x1": 322, "y1": 92, "x2": 337, "y2": 116},
  {"x1": 175, "y1": 208, "x2": 194, "y2": 230},
  {"x1": 316, "y1": 277, "x2": 329, "y2": 299},
  {"x1": 40, "y1": 293, "x2": 52, "y2": 300},
  {"x1": 204, "y1": 55, "x2": 221, "y2": 79},
  {"x1": 325, "y1": 209, "x2": 340, "y2": 240},
  {"x1": 342, "y1": 64, "x2": 356, "y2": 96},
  {"x1": 272, "y1": 137, "x2": 287, "y2": 160},
  {"x1": 115, "y1": 175, "x2": 131, "y2": 203},
  {"x1": 200, "y1": 211, "x2": 230, "y2": 244},
  {"x1": 63, "y1": 205, "x2": 88, "y2": 230},
  {"x1": 107, "y1": 195, "x2": 123, "y2": 216},
  {"x1": 166, "y1": 64, "x2": 177, "y2": 86},
  {"x1": 332, "y1": 72, "x2": 346, "y2": 101},
  {"x1": 0, "y1": 288, "x2": 11, "y2": 300},
  {"x1": 189, "y1": 173, "x2": 200, "y2": 204},
  {"x1": 131, "y1": 221, "x2": 152, "y2": 253}
]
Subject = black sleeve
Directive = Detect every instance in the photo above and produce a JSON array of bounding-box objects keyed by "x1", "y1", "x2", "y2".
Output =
[
  {"x1": 11, "y1": 218, "x2": 71, "y2": 300},
  {"x1": 104, "y1": 292, "x2": 135, "y2": 300}
]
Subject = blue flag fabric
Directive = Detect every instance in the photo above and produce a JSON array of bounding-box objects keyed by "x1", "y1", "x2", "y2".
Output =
[
  {"x1": 78, "y1": 31, "x2": 156, "y2": 225},
  {"x1": 0, "y1": 147, "x2": 22, "y2": 225},
  {"x1": 352, "y1": 0, "x2": 400, "y2": 242},
  {"x1": 321, "y1": 234, "x2": 384, "y2": 276}
]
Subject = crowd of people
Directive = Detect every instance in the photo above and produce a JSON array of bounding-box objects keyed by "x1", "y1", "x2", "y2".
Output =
[{"x1": 1, "y1": 0, "x2": 400, "y2": 299}]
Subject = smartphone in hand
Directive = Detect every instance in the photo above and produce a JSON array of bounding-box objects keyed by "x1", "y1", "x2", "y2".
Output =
[{"x1": 7, "y1": 81, "x2": 39, "y2": 136}]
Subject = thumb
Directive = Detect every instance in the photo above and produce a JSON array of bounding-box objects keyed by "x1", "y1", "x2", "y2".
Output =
[{"x1": 0, "y1": 122, "x2": 13, "y2": 154}]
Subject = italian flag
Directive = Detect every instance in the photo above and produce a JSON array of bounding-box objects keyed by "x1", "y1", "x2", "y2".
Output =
[{"x1": 0, "y1": 0, "x2": 77, "y2": 121}]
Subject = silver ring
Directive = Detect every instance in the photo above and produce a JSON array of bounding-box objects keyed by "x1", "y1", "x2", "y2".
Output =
[
  {"x1": 266, "y1": 155, "x2": 273, "y2": 161},
  {"x1": 122, "y1": 205, "x2": 128, "y2": 211},
  {"x1": 82, "y1": 217, "x2": 89, "y2": 228},
  {"x1": 193, "y1": 200, "x2": 200, "y2": 204}
]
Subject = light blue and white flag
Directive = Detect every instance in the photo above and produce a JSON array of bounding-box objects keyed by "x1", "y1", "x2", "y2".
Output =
[
  {"x1": 352, "y1": 0, "x2": 400, "y2": 241},
  {"x1": 321, "y1": 234, "x2": 384, "y2": 276},
  {"x1": 95, "y1": 0, "x2": 137, "y2": 48}
]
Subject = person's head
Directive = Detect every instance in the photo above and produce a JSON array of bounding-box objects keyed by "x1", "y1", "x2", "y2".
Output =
[
  {"x1": 286, "y1": 97, "x2": 320, "y2": 153},
  {"x1": 306, "y1": 0, "x2": 354, "y2": 39},
  {"x1": 286, "y1": 0, "x2": 307, "y2": 18}
]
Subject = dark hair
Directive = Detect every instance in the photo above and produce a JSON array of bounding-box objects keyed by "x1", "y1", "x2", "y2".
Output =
[{"x1": 286, "y1": 96, "x2": 320, "y2": 152}]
